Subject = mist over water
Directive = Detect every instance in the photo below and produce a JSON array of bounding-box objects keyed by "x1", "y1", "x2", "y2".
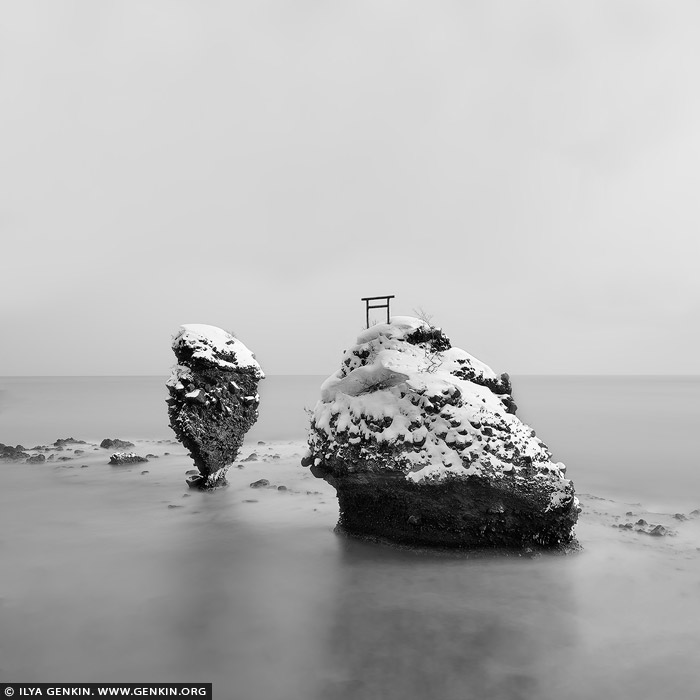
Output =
[{"x1": 1, "y1": 375, "x2": 699, "y2": 697}]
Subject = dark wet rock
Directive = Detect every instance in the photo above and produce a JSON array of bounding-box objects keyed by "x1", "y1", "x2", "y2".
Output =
[
  {"x1": 626, "y1": 511, "x2": 634, "y2": 516},
  {"x1": 54, "y1": 438, "x2": 86, "y2": 447},
  {"x1": 167, "y1": 324, "x2": 264, "y2": 490},
  {"x1": 74, "y1": 449, "x2": 84, "y2": 455},
  {"x1": 257, "y1": 441, "x2": 266, "y2": 445},
  {"x1": 305, "y1": 316, "x2": 579, "y2": 551},
  {"x1": 109, "y1": 452, "x2": 149, "y2": 465},
  {"x1": 0, "y1": 444, "x2": 31, "y2": 461},
  {"x1": 26, "y1": 453, "x2": 46, "y2": 464},
  {"x1": 690, "y1": 509, "x2": 700, "y2": 517},
  {"x1": 277, "y1": 485, "x2": 288, "y2": 491},
  {"x1": 81, "y1": 465, "x2": 89, "y2": 468},
  {"x1": 140, "y1": 470, "x2": 149, "y2": 475},
  {"x1": 243, "y1": 452, "x2": 259, "y2": 462},
  {"x1": 673, "y1": 513, "x2": 688, "y2": 521},
  {"x1": 47, "y1": 454, "x2": 55, "y2": 462},
  {"x1": 100, "y1": 438, "x2": 135, "y2": 450},
  {"x1": 57, "y1": 456, "x2": 72, "y2": 462},
  {"x1": 250, "y1": 479, "x2": 270, "y2": 488},
  {"x1": 145, "y1": 454, "x2": 158, "y2": 459}
]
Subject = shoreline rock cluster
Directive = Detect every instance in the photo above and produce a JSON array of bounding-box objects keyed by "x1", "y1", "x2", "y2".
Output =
[
  {"x1": 166, "y1": 324, "x2": 264, "y2": 489},
  {"x1": 304, "y1": 316, "x2": 580, "y2": 550}
]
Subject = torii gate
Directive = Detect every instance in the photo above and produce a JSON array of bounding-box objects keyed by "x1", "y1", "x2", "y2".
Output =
[{"x1": 361, "y1": 295, "x2": 395, "y2": 328}]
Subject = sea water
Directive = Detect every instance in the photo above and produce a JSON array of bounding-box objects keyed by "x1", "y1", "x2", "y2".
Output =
[{"x1": 0, "y1": 375, "x2": 699, "y2": 698}]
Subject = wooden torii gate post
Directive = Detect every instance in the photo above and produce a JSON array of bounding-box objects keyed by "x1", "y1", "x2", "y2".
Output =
[{"x1": 361, "y1": 295, "x2": 395, "y2": 328}]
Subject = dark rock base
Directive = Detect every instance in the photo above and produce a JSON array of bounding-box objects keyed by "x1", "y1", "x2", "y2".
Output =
[{"x1": 313, "y1": 469, "x2": 579, "y2": 551}]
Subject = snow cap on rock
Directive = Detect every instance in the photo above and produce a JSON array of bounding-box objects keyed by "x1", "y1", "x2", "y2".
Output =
[{"x1": 172, "y1": 324, "x2": 263, "y2": 377}]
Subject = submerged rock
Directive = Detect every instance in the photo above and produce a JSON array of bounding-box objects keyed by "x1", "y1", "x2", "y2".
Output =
[
  {"x1": 305, "y1": 316, "x2": 579, "y2": 550},
  {"x1": 54, "y1": 438, "x2": 86, "y2": 447},
  {"x1": 166, "y1": 324, "x2": 263, "y2": 490}
]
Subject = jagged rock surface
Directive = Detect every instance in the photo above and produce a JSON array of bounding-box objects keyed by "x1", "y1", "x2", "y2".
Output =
[
  {"x1": 305, "y1": 316, "x2": 579, "y2": 550},
  {"x1": 166, "y1": 324, "x2": 263, "y2": 489}
]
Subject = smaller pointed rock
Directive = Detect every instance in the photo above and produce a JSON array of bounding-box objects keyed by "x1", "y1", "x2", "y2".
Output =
[{"x1": 167, "y1": 324, "x2": 263, "y2": 489}]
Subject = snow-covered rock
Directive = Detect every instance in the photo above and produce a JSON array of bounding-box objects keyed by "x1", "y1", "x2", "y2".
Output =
[
  {"x1": 305, "y1": 316, "x2": 579, "y2": 550},
  {"x1": 109, "y1": 452, "x2": 148, "y2": 465},
  {"x1": 166, "y1": 324, "x2": 263, "y2": 489}
]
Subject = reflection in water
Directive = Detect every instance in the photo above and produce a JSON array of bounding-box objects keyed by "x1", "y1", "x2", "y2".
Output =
[{"x1": 317, "y1": 537, "x2": 576, "y2": 700}]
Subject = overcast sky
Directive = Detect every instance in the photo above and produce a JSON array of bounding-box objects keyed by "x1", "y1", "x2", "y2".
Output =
[{"x1": 1, "y1": 1, "x2": 699, "y2": 376}]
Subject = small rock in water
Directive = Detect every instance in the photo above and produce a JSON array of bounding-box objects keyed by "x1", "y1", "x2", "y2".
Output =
[
  {"x1": 673, "y1": 513, "x2": 688, "y2": 521},
  {"x1": 250, "y1": 479, "x2": 270, "y2": 488},
  {"x1": 243, "y1": 453, "x2": 259, "y2": 462},
  {"x1": 257, "y1": 441, "x2": 266, "y2": 445},
  {"x1": 109, "y1": 452, "x2": 148, "y2": 465},
  {"x1": 185, "y1": 469, "x2": 199, "y2": 476},
  {"x1": 26, "y1": 454, "x2": 46, "y2": 464},
  {"x1": 141, "y1": 470, "x2": 149, "y2": 475},
  {"x1": 277, "y1": 485, "x2": 288, "y2": 491},
  {"x1": 54, "y1": 438, "x2": 86, "y2": 447},
  {"x1": 101, "y1": 438, "x2": 135, "y2": 450}
]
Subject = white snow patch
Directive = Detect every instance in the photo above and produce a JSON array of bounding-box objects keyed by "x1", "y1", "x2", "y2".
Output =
[{"x1": 174, "y1": 324, "x2": 263, "y2": 376}]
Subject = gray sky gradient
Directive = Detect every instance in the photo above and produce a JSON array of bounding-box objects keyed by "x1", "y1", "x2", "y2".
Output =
[{"x1": 2, "y1": 1, "x2": 699, "y2": 375}]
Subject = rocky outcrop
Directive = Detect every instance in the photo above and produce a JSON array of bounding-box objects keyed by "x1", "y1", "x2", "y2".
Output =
[
  {"x1": 0, "y1": 444, "x2": 30, "y2": 461},
  {"x1": 304, "y1": 316, "x2": 579, "y2": 550},
  {"x1": 166, "y1": 324, "x2": 264, "y2": 489}
]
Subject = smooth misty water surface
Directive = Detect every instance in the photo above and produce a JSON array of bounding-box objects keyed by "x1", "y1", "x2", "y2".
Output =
[{"x1": 1, "y1": 376, "x2": 699, "y2": 698}]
